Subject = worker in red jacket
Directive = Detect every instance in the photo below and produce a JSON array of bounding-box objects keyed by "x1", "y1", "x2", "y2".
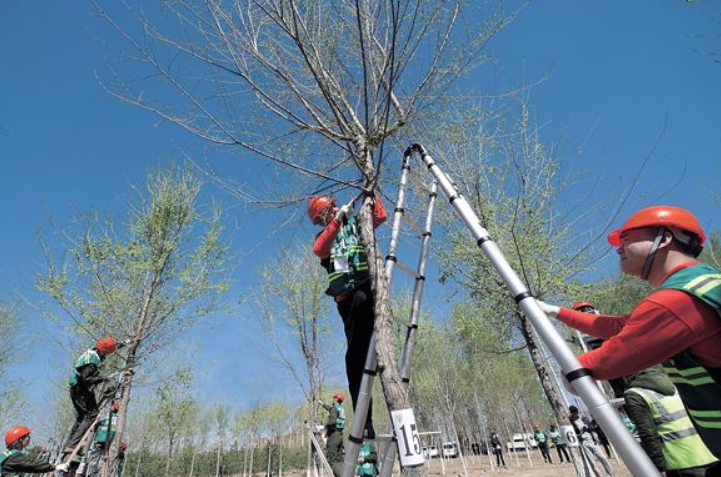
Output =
[
  {"x1": 538, "y1": 206, "x2": 721, "y2": 461},
  {"x1": 308, "y1": 194, "x2": 387, "y2": 440}
]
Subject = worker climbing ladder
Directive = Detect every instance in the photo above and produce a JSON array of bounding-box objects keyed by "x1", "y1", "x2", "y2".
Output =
[{"x1": 341, "y1": 151, "x2": 438, "y2": 477}]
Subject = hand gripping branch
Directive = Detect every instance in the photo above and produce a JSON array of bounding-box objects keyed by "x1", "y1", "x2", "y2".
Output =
[{"x1": 406, "y1": 143, "x2": 659, "y2": 477}]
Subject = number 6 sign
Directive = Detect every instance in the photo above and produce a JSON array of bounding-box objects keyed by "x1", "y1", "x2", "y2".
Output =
[
  {"x1": 561, "y1": 425, "x2": 579, "y2": 447},
  {"x1": 391, "y1": 409, "x2": 425, "y2": 467}
]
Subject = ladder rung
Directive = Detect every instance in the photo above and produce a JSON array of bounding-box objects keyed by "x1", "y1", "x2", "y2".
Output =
[
  {"x1": 401, "y1": 214, "x2": 426, "y2": 234},
  {"x1": 376, "y1": 434, "x2": 395, "y2": 441},
  {"x1": 395, "y1": 259, "x2": 419, "y2": 278}
]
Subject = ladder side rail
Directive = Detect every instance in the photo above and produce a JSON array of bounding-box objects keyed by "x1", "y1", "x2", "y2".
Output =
[
  {"x1": 339, "y1": 154, "x2": 413, "y2": 477},
  {"x1": 378, "y1": 181, "x2": 438, "y2": 477},
  {"x1": 399, "y1": 180, "x2": 437, "y2": 380},
  {"x1": 409, "y1": 143, "x2": 659, "y2": 477},
  {"x1": 309, "y1": 430, "x2": 335, "y2": 477}
]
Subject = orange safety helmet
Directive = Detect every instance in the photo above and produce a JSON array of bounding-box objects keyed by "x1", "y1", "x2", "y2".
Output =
[
  {"x1": 608, "y1": 206, "x2": 706, "y2": 248},
  {"x1": 112, "y1": 401, "x2": 121, "y2": 412},
  {"x1": 572, "y1": 301, "x2": 595, "y2": 311},
  {"x1": 5, "y1": 426, "x2": 30, "y2": 446},
  {"x1": 96, "y1": 337, "x2": 118, "y2": 355},
  {"x1": 308, "y1": 196, "x2": 336, "y2": 225},
  {"x1": 333, "y1": 392, "x2": 345, "y2": 403}
]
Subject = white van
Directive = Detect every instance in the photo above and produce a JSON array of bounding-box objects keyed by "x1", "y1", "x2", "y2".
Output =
[
  {"x1": 506, "y1": 433, "x2": 538, "y2": 452},
  {"x1": 442, "y1": 442, "x2": 459, "y2": 458},
  {"x1": 422, "y1": 446, "x2": 439, "y2": 459}
]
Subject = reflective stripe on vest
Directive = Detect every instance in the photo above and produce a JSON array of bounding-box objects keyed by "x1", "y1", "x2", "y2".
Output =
[
  {"x1": 657, "y1": 262, "x2": 721, "y2": 459},
  {"x1": 625, "y1": 387, "x2": 717, "y2": 470},
  {"x1": 68, "y1": 348, "x2": 103, "y2": 386},
  {"x1": 0, "y1": 448, "x2": 21, "y2": 477},
  {"x1": 357, "y1": 442, "x2": 376, "y2": 476},
  {"x1": 334, "y1": 404, "x2": 346, "y2": 430},
  {"x1": 321, "y1": 216, "x2": 370, "y2": 297}
]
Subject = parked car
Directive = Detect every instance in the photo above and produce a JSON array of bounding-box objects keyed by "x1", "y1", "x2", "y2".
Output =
[
  {"x1": 423, "y1": 446, "x2": 439, "y2": 459},
  {"x1": 442, "y1": 442, "x2": 459, "y2": 458},
  {"x1": 506, "y1": 433, "x2": 538, "y2": 452}
]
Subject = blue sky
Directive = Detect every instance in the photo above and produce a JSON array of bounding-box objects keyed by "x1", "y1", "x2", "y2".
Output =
[{"x1": 1, "y1": 0, "x2": 720, "y2": 435}]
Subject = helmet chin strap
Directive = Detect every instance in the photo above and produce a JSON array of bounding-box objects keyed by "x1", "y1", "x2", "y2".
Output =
[{"x1": 641, "y1": 226, "x2": 667, "y2": 281}]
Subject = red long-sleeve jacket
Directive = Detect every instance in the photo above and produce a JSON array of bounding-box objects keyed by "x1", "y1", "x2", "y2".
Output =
[
  {"x1": 557, "y1": 262, "x2": 721, "y2": 380},
  {"x1": 312, "y1": 196, "x2": 387, "y2": 259}
]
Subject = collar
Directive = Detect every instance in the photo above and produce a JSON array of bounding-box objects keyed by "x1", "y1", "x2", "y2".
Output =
[{"x1": 659, "y1": 260, "x2": 701, "y2": 285}]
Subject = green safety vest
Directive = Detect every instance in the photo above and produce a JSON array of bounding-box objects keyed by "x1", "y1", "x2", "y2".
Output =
[
  {"x1": 625, "y1": 387, "x2": 718, "y2": 470},
  {"x1": 657, "y1": 262, "x2": 721, "y2": 459},
  {"x1": 95, "y1": 414, "x2": 118, "y2": 444},
  {"x1": 321, "y1": 216, "x2": 370, "y2": 297},
  {"x1": 0, "y1": 449, "x2": 21, "y2": 477},
  {"x1": 334, "y1": 404, "x2": 346, "y2": 430},
  {"x1": 534, "y1": 431, "x2": 547, "y2": 444},
  {"x1": 548, "y1": 430, "x2": 564, "y2": 445},
  {"x1": 357, "y1": 442, "x2": 376, "y2": 476},
  {"x1": 68, "y1": 348, "x2": 103, "y2": 387}
]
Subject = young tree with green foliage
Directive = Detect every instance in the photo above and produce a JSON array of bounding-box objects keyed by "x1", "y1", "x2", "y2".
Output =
[
  {"x1": 37, "y1": 166, "x2": 229, "y2": 476},
  {"x1": 0, "y1": 301, "x2": 26, "y2": 432}
]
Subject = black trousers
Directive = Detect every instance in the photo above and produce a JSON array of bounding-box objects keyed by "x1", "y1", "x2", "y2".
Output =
[
  {"x1": 538, "y1": 442, "x2": 553, "y2": 463},
  {"x1": 337, "y1": 283, "x2": 375, "y2": 436},
  {"x1": 64, "y1": 384, "x2": 99, "y2": 453},
  {"x1": 555, "y1": 443, "x2": 571, "y2": 463}
]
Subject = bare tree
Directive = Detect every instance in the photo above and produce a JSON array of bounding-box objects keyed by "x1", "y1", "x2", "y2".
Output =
[
  {"x1": 96, "y1": 3, "x2": 511, "y2": 472},
  {"x1": 258, "y1": 244, "x2": 333, "y2": 424}
]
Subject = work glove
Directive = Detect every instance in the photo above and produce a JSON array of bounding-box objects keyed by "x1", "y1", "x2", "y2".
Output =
[
  {"x1": 335, "y1": 201, "x2": 354, "y2": 222},
  {"x1": 55, "y1": 463, "x2": 70, "y2": 473},
  {"x1": 536, "y1": 300, "x2": 560, "y2": 319}
]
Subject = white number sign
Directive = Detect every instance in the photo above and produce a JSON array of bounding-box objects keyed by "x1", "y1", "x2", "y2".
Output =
[
  {"x1": 391, "y1": 409, "x2": 425, "y2": 467},
  {"x1": 561, "y1": 425, "x2": 579, "y2": 447}
]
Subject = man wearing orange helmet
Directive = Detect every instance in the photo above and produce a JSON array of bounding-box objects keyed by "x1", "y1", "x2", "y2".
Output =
[
  {"x1": 538, "y1": 206, "x2": 721, "y2": 461},
  {"x1": 318, "y1": 392, "x2": 347, "y2": 476},
  {"x1": 62, "y1": 337, "x2": 120, "y2": 458},
  {"x1": 1, "y1": 426, "x2": 69, "y2": 474},
  {"x1": 309, "y1": 194, "x2": 387, "y2": 440}
]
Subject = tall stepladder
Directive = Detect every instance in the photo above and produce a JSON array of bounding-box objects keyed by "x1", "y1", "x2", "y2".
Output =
[
  {"x1": 340, "y1": 152, "x2": 438, "y2": 477},
  {"x1": 407, "y1": 143, "x2": 660, "y2": 477}
]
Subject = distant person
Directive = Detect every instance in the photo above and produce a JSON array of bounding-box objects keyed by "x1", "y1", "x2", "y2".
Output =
[
  {"x1": 624, "y1": 367, "x2": 718, "y2": 477},
  {"x1": 574, "y1": 420, "x2": 615, "y2": 477},
  {"x1": 1, "y1": 426, "x2": 68, "y2": 474},
  {"x1": 533, "y1": 425, "x2": 553, "y2": 464},
  {"x1": 490, "y1": 432, "x2": 506, "y2": 468},
  {"x1": 357, "y1": 440, "x2": 377, "y2": 477},
  {"x1": 538, "y1": 206, "x2": 721, "y2": 459},
  {"x1": 309, "y1": 194, "x2": 387, "y2": 439},
  {"x1": 589, "y1": 419, "x2": 611, "y2": 458},
  {"x1": 548, "y1": 424, "x2": 570, "y2": 463},
  {"x1": 319, "y1": 392, "x2": 347, "y2": 477}
]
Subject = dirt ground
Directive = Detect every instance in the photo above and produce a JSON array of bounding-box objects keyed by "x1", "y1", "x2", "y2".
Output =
[
  {"x1": 272, "y1": 450, "x2": 634, "y2": 477},
  {"x1": 414, "y1": 451, "x2": 633, "y2": 477}
]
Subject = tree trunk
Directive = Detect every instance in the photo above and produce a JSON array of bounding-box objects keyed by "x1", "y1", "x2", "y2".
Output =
[
  {"x1": 517, "y1": 312, "x2": 592, "y2": 477},
  {"x1": 249, "y1": 446, "x2": 255, "y2": 477},
  {"x1": 189, "y1": 450, "x2": 197, "y2": 477},
  {"x1": 164, "y1": 432, "x2": 175, "y2": 477},
  {"x1": 356, "y1": 145, "x2": 423, "y2": 477},
  {"x1": 133, "y1": 448, "x2": 143, "y2": 477}
]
